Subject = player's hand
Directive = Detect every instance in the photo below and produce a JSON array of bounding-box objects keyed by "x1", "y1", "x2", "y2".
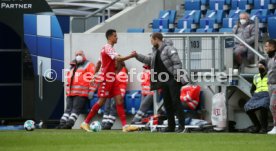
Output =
[{"x1": 130, "y1": 51, "x2": 137, "y2": 57}]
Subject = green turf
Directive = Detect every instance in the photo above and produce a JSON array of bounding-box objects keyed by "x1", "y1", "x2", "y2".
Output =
[{"x1": 0, "y1": 130, "x2": 275, "y2": 151}]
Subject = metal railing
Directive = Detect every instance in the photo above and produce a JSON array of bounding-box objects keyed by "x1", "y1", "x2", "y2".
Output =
[
  {"x1": 70, "y1": 0, "x2": 121, "y2": 33},
  {"x1": 163, "y1": 33, "x2": 265, "y2": 76}
]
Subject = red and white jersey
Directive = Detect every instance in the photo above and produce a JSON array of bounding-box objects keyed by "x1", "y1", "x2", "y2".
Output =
[{"x1": 99, "y1": 44, "x2": 118, "y2": 79}]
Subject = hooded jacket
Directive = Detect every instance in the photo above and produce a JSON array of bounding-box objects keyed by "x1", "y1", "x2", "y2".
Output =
[{"x1": 135, "y1": 39, "x2": 189, "y2": 90}]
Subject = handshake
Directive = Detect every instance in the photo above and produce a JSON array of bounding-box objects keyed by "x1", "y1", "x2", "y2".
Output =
[{"x1": 129, "y1": 51, "x2": 138, "y2": 58}]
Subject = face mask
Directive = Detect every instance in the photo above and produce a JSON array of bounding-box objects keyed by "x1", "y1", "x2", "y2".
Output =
[
  {"x1": 240, "y1": 19, "x2": 247, "y2": 25},
  {"x1": 267, "y1": 51, "x2": 276, "y2": 58},
  {"x1": 75, "y1": 55, "x2": 83, "y2": 63},
  {"x1": 259, "y1": 68, "x2": 266, "y2": 74}
]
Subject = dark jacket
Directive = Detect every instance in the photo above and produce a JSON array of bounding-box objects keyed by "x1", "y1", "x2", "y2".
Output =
[{"x1": 135, "y1": 39, "x2": 189, "y2": 90}]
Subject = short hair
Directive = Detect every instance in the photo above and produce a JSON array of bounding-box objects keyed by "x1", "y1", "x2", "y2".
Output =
[
  {"x1": 266, "y1": 39, "x2": 276, "y2": 49},
  {"x1": 106, "y1": 29, "x2": 116, "y2": 39},
  {"x1": 239, "y1": 12, "x2": 249, "y2": 17},
  {"x1": 151, "y1": 32, "x2": 163, "y2": 41}
]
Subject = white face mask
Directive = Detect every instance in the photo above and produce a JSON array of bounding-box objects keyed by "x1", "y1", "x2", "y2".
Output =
[
  {"x1": 240, "y1": 19, "x2": 247, "y2": 25},
  {"x1": 75, "y1": 55, "x2": 83, "y2": 63}
]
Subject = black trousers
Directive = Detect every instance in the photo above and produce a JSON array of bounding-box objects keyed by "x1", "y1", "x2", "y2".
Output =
[{"x1": 161, "y1": 78, "x2": 185, "y2": 130}]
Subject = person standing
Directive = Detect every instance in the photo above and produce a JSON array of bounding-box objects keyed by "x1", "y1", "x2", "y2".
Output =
[
  {"x1": 80, "y1": 29, "x2": 136, "y2": 132},
  {"x1": 101, "y1": 61, "x2": 128, "y2": 130},
  {"x1": 264, "y1": 39, "x2": 276, "y2": 134},
  {"x1": 131, "y1": 33, "x2": 188, "y2": 132}
]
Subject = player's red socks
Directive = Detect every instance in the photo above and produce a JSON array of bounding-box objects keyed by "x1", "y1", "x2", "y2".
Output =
[
  {"x1": 116, "y1": 103, "x2": 127, "y2": 126},
  {"x1": 84, "y1": 103, "x2": 101, "y2": 124}
]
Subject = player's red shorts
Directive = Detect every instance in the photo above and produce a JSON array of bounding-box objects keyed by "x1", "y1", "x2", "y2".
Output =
[{"x1": 97, "y1": 78, "x2": 121, "y2": 98}]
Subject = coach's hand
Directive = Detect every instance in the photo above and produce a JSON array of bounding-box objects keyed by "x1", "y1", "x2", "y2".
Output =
[{"x1": 130, "y1": 51, "x2": 137, "y2": 57}]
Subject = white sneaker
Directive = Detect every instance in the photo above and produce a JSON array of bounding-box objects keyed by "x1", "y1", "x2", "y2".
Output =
[{"x1": 267, "y1": 126, "x2": 276, "y2": 134}]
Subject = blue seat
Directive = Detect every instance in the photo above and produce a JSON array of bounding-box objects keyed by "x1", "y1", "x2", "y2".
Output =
[
  {"x1": 219, "y1": 9, "x2": 245, "y2": 32},
  {"x1": 209, "y1": 0, "x2": 226, "y2": 10},
  {"x1": 253, "y1": 0, "x2": 271, "y2": 9},
  {"x1": 196, "y1": 28, "x2": 215, "y2": 32},
  {"x1": 185, "y1": 0, "x2": 201, "y2": 10},
  {"x1": 197, "y1": 10, "x2": 225, "y2": 32},
  {"x1": 175, "y1": 10, "x2": 201, "y2": 33},
  {"x1": 268, "y1": 16, "x2": 276, "y2": 38},
  {"x1": 219, "y1": 28, "x2": 234, "y2": 32},
  {"x1": 125, "y1": 90, "x2": 142, "y2": 114},
  {"x1": 152, "y1": 10, "x2": 176, "y2": 32},
  {"x1": 231, "y1": 0, "x2": 248, "y2": 10},
  {"x1": 127, "y1": 28, "x2": 144, "y2": 33},
  {"x1": 250, "y1": 9, "x2": 269, "y2": 23}
]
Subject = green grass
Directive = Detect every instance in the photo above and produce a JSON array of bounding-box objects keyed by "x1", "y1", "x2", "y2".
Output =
[{"x1": 0, "y1": 130, "x2": 275, "y2": 151}]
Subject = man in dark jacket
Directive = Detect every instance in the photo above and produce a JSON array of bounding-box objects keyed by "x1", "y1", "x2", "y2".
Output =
[{"x1": 131, "y1": 33, "x2": 189, "y2": 132}]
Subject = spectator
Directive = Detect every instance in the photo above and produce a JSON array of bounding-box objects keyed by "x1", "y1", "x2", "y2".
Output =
[
  {"x1": 131, "y1": 33, "x2": 189, "y2": 132},
  {"x1": 233, "y1": 12, "x2": 256, "y2": 69},
  {"x1": 56, "y1": 50, "x2": 95, "y2": 129},
  {"x1": 244, "y1": 60, "x2": 270, "y2": 133},
  {"x1": 264, "y1": 39, "x2": 276, "y2": 134},
  {"x1": 101, "y1": 61, "x2": 128, "y2": 130}
]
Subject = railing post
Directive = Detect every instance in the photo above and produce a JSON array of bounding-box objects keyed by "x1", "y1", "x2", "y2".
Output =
[{"x1": 102, "y1": 9, "x2": 105, "y2": 22}]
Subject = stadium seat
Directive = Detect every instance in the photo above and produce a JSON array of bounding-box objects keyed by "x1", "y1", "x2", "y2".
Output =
[
  {"x1": 197, "y1": 10, "x2": 225, "y2": 32},
  {"x1": 185, "y1": 0, "x2": 201, "y2": 10},
  {"x1": 268, "y1": 16, "x2": 276, "y2": 38},
  {"x1": 250, "y1": 9, "x2": 269, "y2": 23},
  {"x1": 231, "y1": 0, "x2": 249, "y2": 10},
  {"x1": 253, "y1": 0, "x2": 272, "y2": 9},
  {"x1": 175, "y1": 10, "x2": 201, "y2": 33},
  {"x1": 200, "y1": 0, "x2": 209, "y2": 11},
  {"x1": 209, "y1": 0, "x2": 228, "y2": 11},
  {"x1": 152, "y1": 10, "x2": 176, "y2": 32},
  {"x1": 125, "y1": 90, "x2": 142, "y2": 114},
  {"x1": 219, "y1": 9, "x2": 245, "y2": 33},
  {"x1": 127, "y1": 28, "x2": 145, "y2": 33}
]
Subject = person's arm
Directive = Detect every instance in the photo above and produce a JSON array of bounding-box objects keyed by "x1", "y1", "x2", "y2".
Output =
[
  {"x1": 245, "y1": 23, "x2": 256, "y2": 45},
  {"x1": 135, "y1": 52, "x2": 152, "y2": 66},
  {"x1": 250, "y1": 84, "x2": 256, "y2": 95},
  {"x1": 168, "y1": 46, "x2": 190, "y2": 85},
  {"x1": 95, "y1": 60, "x2": 101, "y2": 73},
  {"x1": 115, "y1": 54, "x2": 135, "y2": 62}
]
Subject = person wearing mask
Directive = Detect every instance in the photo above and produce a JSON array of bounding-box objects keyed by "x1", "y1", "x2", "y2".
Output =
[
  {"x1": 233, "y1": 12, "x2": 256, "y2": 69},
  {"x1": 244, "y1": 60, "x2": 270, "y2": 133},
  {"x1": 56, "y1": 50, "x2": 96, "y2": 129}
]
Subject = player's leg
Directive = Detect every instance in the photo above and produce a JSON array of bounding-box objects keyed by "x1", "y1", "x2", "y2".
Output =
[
  {"x1": 81, "y1": 97, "x2": 106, "y2": 132},
  {"x1": 114, "y1": 94, "x2": 127, "y2": 127}
]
